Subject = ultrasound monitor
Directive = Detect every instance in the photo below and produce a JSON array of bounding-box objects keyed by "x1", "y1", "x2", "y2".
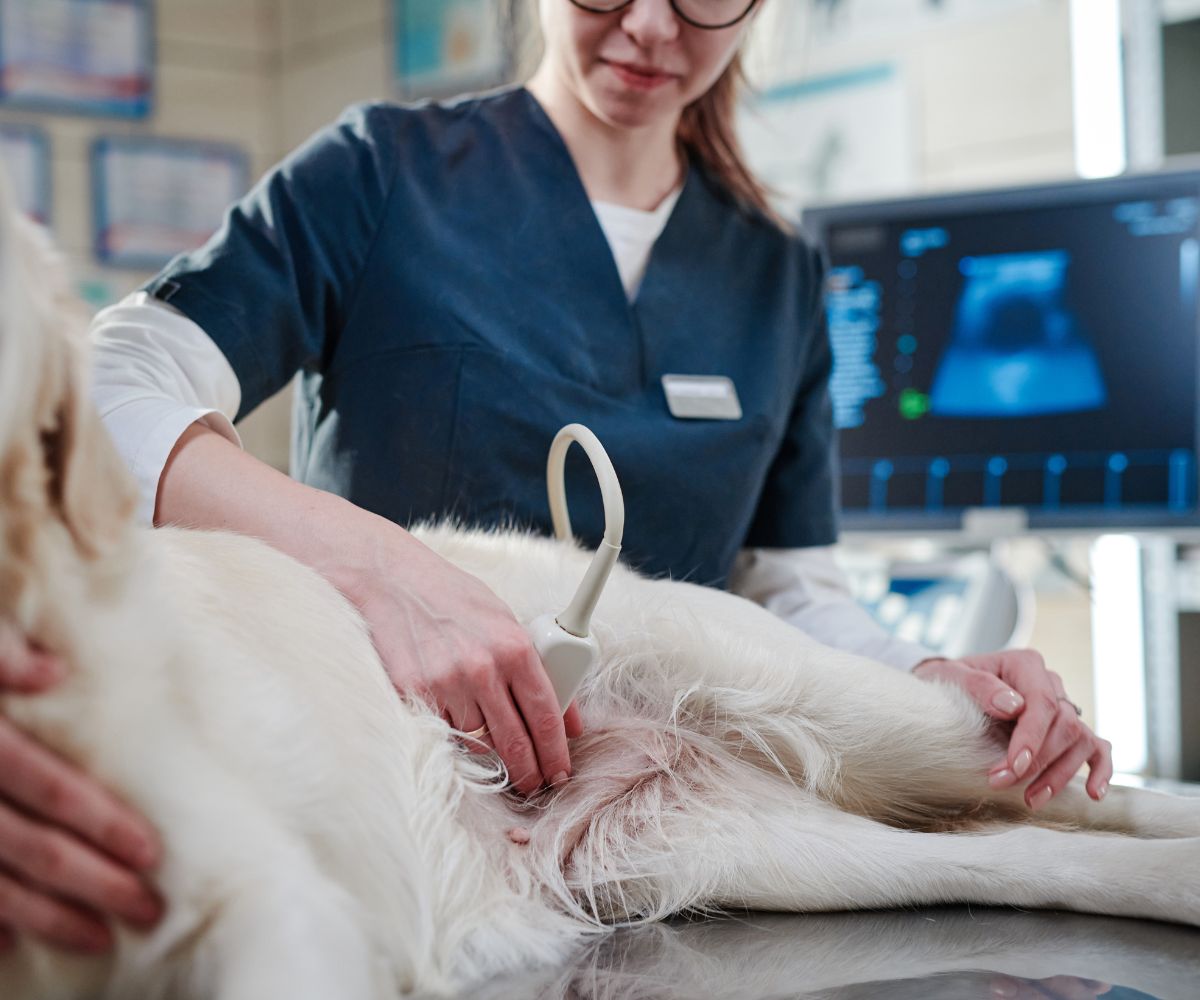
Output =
[{"x1": 802, "y1": 168, "x2": 1200, "y2": 533}]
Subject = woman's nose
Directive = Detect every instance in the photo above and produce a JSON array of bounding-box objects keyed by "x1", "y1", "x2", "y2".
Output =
[{"x1": 620, "y1": 0, "x2": 683, "y2": 45}]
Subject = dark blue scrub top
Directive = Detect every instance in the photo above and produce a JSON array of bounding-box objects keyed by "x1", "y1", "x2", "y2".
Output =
[{"x1": 146, "y1": 88, "x2": 837, "y2": 588}]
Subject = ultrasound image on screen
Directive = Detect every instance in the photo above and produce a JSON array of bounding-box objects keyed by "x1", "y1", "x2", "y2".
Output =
[
  {"x1": 817, "y1": 180, "x2": 1200, "y2": 528},
  {"x1": 930, "y1": 251, "x2": 1107, "y2": 419}
]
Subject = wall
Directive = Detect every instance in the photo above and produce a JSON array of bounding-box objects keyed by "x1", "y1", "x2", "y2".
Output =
[
  {"x1": 0, "y1": 0, "x2": 281, "y2": 301},
  {"x1": 745, "y1": 0, "x2": 1077, "y2": 201}
]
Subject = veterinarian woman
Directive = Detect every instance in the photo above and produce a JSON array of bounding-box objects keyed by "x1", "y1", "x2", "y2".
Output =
[{"x1": 0, "y1": 0, "x2": 1113, "y2": 954}]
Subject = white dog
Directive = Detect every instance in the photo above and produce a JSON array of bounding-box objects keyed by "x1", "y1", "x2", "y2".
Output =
[{"x1": 0, "y1": 183, "x2": 1198, "y2": 1000}]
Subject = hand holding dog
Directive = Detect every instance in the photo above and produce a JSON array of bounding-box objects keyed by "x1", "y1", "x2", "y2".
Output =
[
  {"x1": 0, "y1": 621, "x2": 164, "y2": 954},
  {"x1": 913, "y1": 650, "x2": 1113, "y2": 809}
]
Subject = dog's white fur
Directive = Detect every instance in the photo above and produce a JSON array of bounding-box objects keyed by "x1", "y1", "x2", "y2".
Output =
[{"x1": 0, "y1": 181, "x2": 1198, "y2": 1000}]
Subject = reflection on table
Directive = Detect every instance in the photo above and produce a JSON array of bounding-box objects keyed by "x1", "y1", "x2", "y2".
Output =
[{"x1": 480, "y1": 907, "x2": 1200, "y2": 1000}]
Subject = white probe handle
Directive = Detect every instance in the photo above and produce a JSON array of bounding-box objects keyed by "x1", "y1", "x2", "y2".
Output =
[{"x1": 535, "y1": 424, "x2": 625, "y2": 708}]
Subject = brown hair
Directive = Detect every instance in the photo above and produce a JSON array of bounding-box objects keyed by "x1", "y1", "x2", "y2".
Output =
[{"x1": 678, "y1": 52, "x2": 781, "y2": 226}]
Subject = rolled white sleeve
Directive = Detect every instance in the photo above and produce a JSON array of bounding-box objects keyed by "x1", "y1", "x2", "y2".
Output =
[
  {"x1": 730, "y1": 546, "x2": 937, "y2": 671},
  {"x1": 90, "y1": 292, "x2": 243, "y2": 525}
]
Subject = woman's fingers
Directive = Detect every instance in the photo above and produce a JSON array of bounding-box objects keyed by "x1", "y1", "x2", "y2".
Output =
[
  {"x1": 447, "y1": 702, "x2": 493, "y2": 755},
  {"x1": 993, "y1": 652, "x2": 1062, "y2": 781},
  {"x1": 1085, "y1": 738, "x2": 1114, "y2": 801},
  {"x1": 475, "y1": 678, "x2": 547, "y2": 797},
  {"x1": 0, "y1": 922, "x2": 14, "y2": 953},
  {"x1": 990, "y1": 700, "x2": 1089, "y2": 800},
  {"x1": 996, "y1": 699, "x2": 1086, "y2": 792},
  {"x1": 924, "y1": 651, "x2": 1110, "y2": 808},
  {"x1": 1022, "y1": 738, "x2": 1095, "y2": 810},
  {"x1": 0, "y1": 867, "x2": 112, "y2": 954},
  {"x1": 914, "y1": 659, "x2": 1026, "y2": 719},
  {"x1": 0, "y1": 801, "x2": 163, "y2": 933},
  {"x1": 0, "y1": 719, "x2": 160, "y2": 872},
  {"x1": 507, "y1": 647, "x2": 572, "y2": 790},
  {"x1": 563, "y1": 700, "x2": 584, "y2": 740}
]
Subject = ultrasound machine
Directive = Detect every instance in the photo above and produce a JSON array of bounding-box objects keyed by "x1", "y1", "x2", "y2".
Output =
[{"x1": 802, "y1": 167, "x2": 1200, "y2": 678}]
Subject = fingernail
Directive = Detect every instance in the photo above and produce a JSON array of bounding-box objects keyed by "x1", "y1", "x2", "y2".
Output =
[
  {"x1": 1097, "y1": 781, "x2": 1109, "y2": 800},
  {"x1": 550, "y1": 771, "x2": 568, "y2": 787},
  {"x1": 1013, "y1": 749, "x2": 1033, "y2": 777},
  {"x1": 1029, "y1": 785, "x2": 1053, "y2": 810},
  {"x1": 988, "y1": 768, "x2": 1015, "y2": 788},
  {"x1": 990, "y1": 689, "x2": 1024, "y2": 715},
  {"x1": 991, "y1": 981, "x2": 1019, "y2": 998}
]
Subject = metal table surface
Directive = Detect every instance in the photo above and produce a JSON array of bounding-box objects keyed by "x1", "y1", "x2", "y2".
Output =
[{"x1": 480, "y1": 907, "x2": 1200, "y2": 1000}]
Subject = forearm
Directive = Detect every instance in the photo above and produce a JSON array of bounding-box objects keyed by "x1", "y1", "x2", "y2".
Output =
[
  {"x1": 731, "y1": 547, "x2": 936, "y2": 671},
  {"x1": 155, "y1": 423, "x2": 411, "y2": 599}
]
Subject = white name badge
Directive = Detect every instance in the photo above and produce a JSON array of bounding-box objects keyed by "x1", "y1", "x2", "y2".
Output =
[{"x1": 661, "y1": 374, "x2": 743, "y2": 421}]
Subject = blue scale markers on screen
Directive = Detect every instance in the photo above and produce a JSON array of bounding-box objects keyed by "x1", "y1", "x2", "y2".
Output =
[{"x1": 807, "y1": 171, "x2": 1200, "y2": 530}]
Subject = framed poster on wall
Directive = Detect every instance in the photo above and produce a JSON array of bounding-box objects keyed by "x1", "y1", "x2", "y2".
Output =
[
  {"x1": 0, "y1": 0, "x2": 153, "y2": 118},
  {"x1": 91, "y1": 136, "x2": 249, "y2": 270},
  {"x1": 394, "y1": 0, "x2": 510, "y2": 98},
  {"x1": 0, "y1": 123, "x2": 50, "y2": 223}
]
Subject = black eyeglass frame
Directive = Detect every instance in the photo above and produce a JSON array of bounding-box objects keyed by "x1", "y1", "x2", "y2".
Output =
[{"x1": 566, "y1": 0, "x2": 761, "y2": 31}]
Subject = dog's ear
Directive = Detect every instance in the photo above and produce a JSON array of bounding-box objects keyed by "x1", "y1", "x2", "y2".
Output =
[{"x1": 0, "y1": 176, "x2": 136, "y2": 562}]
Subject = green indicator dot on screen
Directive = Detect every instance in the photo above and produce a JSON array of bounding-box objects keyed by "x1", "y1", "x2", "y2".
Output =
[
  {"x1": 899, "y1": 389, "x2": 930, "y2": 420},
  {"x1": 897, "y1": 334, "x2": 917, "y2": 355}
]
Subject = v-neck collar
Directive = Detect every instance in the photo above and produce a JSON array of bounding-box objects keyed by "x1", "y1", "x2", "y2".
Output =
[{"x1": 517, "y1": 87, "x2": 698, "y2": 314}]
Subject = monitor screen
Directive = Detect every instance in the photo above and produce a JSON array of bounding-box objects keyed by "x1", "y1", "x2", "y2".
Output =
[{"x1": 802, "y1": 168, "x2": 1200, "y2": 532}]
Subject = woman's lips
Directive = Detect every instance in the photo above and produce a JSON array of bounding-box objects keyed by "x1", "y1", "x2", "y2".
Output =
[{"x1": 604, "y1": 60, "x2": 678, "y2": 90}]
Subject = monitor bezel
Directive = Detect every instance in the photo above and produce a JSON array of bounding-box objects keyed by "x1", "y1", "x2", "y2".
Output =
[{"x1": 801, "y1": 165, "x2": 1200, "y2": 536}]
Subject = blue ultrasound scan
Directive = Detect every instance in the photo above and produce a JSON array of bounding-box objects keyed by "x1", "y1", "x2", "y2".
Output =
[
  {"x1": 813, "y1": 178, "x2": 1200, "y2": 527},
  {"x1": 930, "y1": 251, "x2": 1108, "y2": 418}
]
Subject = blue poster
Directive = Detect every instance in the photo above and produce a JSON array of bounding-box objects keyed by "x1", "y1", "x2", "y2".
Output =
[
  {"x1": 92, "y1": 136, "x2": 249, "y2": 269},
  {"x1": 0, "y1": 0, "x2": 153, "y2": 118},
  {"x1": 395, "y1": 0, "x2": 508, "y2": 97}
]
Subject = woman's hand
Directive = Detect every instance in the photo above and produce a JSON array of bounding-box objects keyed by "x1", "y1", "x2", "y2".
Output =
[
  {"x1": 913, "y1": 649, "x2": 1113, "y2": 809},
  {"x1": 336, "y1": 528, "x2": 582, "y2": 797},
  {"x1": 0, "y1": 622, "x2": 164, "y2": 954}
]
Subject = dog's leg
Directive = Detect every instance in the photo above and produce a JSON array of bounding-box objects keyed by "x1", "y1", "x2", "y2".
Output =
[
  {"x1": 549, "y1": 741, "x2": 1200, "y2": 929},
  {"x1": 690, "y1": 793, "x2": 1200, "y2": 927},
  {"x1": 1023, "y1": 780, "x2": 1200, "y2": 839}
]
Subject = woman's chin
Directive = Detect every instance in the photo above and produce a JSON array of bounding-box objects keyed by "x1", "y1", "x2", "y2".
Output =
[{"x1": 588, "y1": 87, "x2": 678, "y2": 131}]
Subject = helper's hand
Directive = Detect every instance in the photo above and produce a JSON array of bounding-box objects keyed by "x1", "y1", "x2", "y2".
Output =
[
  {"x1": 0, "y1": 622, "x2": 164, "y2": 954},
  {"x1": 338, "y1": 529, "x2": 583, "y2": 797},
  {"x1": 913, "y1": 650, "x2": 1113, "y2": 810}
]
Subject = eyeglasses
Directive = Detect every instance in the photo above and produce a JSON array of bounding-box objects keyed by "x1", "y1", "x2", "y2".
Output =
[{"x1": 567, "y1": 0, "x2": 760, "y2": 31}]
